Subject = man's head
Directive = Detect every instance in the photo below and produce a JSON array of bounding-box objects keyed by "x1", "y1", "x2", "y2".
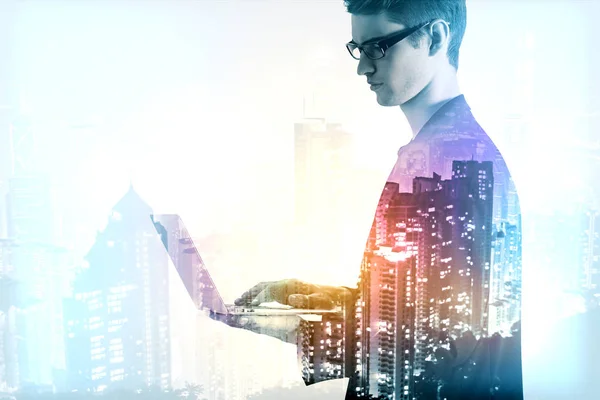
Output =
[{"x1": 344, "y1": 0, "x2": 467, "y2": 106}]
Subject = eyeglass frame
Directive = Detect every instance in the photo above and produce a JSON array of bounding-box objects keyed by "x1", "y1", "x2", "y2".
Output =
[{"x1": 346, "y1": 20, "x2": 441, "y2": 61}]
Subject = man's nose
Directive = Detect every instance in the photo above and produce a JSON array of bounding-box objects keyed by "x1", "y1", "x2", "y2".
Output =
[{"x1": 357, "y1": 54, "x2": 375, "y2": 76}]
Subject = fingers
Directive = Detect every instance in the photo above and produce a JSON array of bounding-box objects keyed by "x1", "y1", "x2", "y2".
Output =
[
  {"x1": 288, "y1": 294, "x2": 309, "y2": 308},
  {"x1": 323, "y1": 286, "x2": 355, "y2": 300},
  {"x1": 255, "y1": 279, "x2": 304, "y2": 305},
  {"x1": 288, "y1": 292, "x2": 342, "y2": 310},
  {"x1": 306, "y1": 293, "x2": 334, "y2": 310},
  {"x1": 248, "y1": 279, "x2": 308, "y2": 306},
  {"x1": 250, "y1": 286, "x2": 274, "y2": 306},
  {"x1": 234, "y1": 281, "x2": 274, "y2": 306},
  {"x1": 235, "y1": 279, "x2": 304, "y2": 306},
  {"x1": 235, "y1": 279, "x2": 356, "y2": 309}
]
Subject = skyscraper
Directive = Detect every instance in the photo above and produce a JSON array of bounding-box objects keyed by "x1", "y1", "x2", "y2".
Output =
[
  {"x1": 10, "y1": 242, "x2": 72, "y2": 389},
  {"x1": 294, "y1": 118, "x2": 353, "y2": 222},
  {"x1": 293, "y1": 118, "x2": 353, "y2": 273},
  {"x1": 0, "y1": 0, "x2": 16, "y2": 233},
  {"x1": 447, "y1": 160, "x2": 495, "y2": 335},
  {"x1": 0, "y1": 110, "x2": 71, "y2": 392},
  {"x1": 0, "y1": 239, "x2": 19, "y2": 393},
  {"x1": 0, "y1": 107, "x2": 11, "y2": 239},
  {"x1": 489, "y1": 222, "x2": 522, "y2": 334},
  {"x1": 3, "y1": 106, "x2": 55, "y2": 245},
  {"x1": 6, "y1": 176, "x2": 54, "y2": 244},
  {"x1": 63, "y1": 186, "x2": 171, "y2": 393},
  {"x1": 0, "y1": 105, "x2": 75, "y2": 393},
  {"x1": 355, "y1": 252, "x2": 417, "y2": 400},
  {"x1": 354, "y1": 160, "x2": 497, "y2": 399},
  {"x1": 297, "y1": 312, "x2": 348, "y2": 384},
  {"x1": 582, "y1": 209, "x2": 600, "y2": 294}
]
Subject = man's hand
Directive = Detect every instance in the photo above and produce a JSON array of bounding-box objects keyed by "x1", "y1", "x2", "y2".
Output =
[
  {"x1": 233, "y1": 278, "x2": 354, "y2": 310},
  {"x1": 215, "y1": 279, "x2": 356, "y2": 346}
]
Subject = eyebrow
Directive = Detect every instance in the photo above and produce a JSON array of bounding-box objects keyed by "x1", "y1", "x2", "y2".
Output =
[{"x1": 349, "y1": 33, "x2": 393, "y2": 46}]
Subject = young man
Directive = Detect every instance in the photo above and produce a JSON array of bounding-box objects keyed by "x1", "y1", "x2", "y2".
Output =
[{"x1": 230, "y1": 1, "x2": 523, "y2": 398}]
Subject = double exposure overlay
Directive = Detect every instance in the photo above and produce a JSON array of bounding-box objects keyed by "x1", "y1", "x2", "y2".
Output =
[
  {"x1": 229, "y1": 95, "x2": 523, "y2": 399},
  {"x1": 1, "y1": 1, "x2": 600, "y2": 400}
]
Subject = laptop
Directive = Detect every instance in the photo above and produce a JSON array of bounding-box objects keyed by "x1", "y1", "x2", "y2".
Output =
[{"x1": 152, "y1": 214, "x2": 229, "y2": 316}]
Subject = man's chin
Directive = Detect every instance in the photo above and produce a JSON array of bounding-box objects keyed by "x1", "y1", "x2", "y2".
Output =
[
  {"x1": 376, "y1": 95, "x2": 401, "y2": 107},
  {"x1": 375, "y1": 91, "x2": 402, "y2": 107}
]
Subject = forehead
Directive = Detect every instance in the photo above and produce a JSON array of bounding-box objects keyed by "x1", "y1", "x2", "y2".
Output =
[{"x1": 351, "y1": 13, "x2": 407, "y2": 44}]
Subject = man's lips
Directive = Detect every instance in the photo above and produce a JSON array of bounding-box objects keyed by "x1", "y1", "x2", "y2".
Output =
[{"x1": 369, "y1": 82, "x2": 383, "y2": 91}]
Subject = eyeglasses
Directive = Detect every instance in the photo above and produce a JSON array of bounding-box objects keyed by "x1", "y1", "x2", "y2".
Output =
[{"x1": 346, "y1": 21, "x2": 432, "y2": 61}]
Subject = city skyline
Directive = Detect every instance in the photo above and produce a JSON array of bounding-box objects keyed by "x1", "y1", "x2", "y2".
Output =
[
  {"x1": 352, "y1": 159, "x2": 522, "y2": 399},
  {"x1": 1, "y1": 1, "x2": 600, "y2": 398},
  {"x1": 1, "y1": 101, "x2": 599, "y2": 399}
]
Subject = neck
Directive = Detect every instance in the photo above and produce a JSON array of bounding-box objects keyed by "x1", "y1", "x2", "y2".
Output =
[{"x1": 400, "y1": 67, "x2": 461, "y2": 139}]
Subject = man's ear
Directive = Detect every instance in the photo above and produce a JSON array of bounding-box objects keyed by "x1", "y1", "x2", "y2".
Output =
[{"x1": 428, "y1": 19, "x2": 451, "y2": 57}]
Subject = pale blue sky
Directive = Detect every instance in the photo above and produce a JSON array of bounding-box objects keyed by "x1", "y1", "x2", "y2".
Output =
[{"x1": 3, "y1": 0, "x2": 599, "y2": 313}]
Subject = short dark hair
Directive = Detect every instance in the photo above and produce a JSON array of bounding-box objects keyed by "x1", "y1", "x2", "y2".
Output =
[{"x1": 344, "y1": 0, "x2": 467, "y2": 69}]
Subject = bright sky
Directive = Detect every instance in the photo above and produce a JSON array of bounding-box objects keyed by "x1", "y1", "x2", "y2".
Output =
[
  {"x1": 2, "y1": 0, "x2": 600, "y2": 397},
  {"x1": 4, "y1": 0, "x2": 600, "y2": 351}
]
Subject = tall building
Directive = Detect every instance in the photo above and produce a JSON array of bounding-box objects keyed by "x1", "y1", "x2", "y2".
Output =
[
  {"x1": 355, "y1": 251, "x2": 417, "y2": 400},
  {"x1": 581, "y1": 208, "x2": 600, "y2": 294},
  {"x1": 0, "y1": 0, "x2": 17, "y2": 240},
  {"x1": 1, "y1": 241, "x2": 68, "y2": 393},
  {"x1": 447, "y1": 160, "x2": 495, "y2": 335},
  {"x1": 0, "y1": 109, "x2": 10, "y2": 239},
  {"x1": 63, "y1": 186, "x2": 171, "y2": 392},
  {"x1": 0, "y1": 185, "x2": 6, "y2": 240},
  {"x1": 0, "y1": 303, "x2": 18, "y2": 394},
  {"x1": 10, "y1": 242, "x2": 72, "y2": 390},
  {"x1": 4, "y1": 112, "x2": 55, "y2": 244},
  {"x1": 0, "y1": 0, "x2": 16, "y2": 112},
  {"x1": 297, "y1": 312, "x2": 348, "y2": 384},
  {"x1": 0, "y1": 239, "x2": 15, "y2": 276},
  {"x1": 489, "y1": 222, "x2": 522, "y2": 334},
  {"x1": 293, "y1": 118, "x2": 353, "y2": 272},
  {"x1": 0, "y1": 239, "x2": 19, "y2": 393},
  {"x1": 0, "y1": 109, "x2": 72, "y2": 392},
  {"x1": 353, "y1": 160, "x2": 497, "y2": 399},
  {"x1": 6, "y1": 176, "x2": 54, "y2": 244},
  {"x1": 294, "y1": 119, "x2": 353, "y2": 223},
  {"x1": 367, "y1": 182, "x2": 400, "y2": 250}
]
